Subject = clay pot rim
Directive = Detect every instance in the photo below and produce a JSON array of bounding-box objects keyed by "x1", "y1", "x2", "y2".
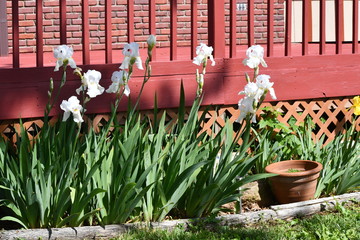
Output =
[{"x1": 265, "y1": 160, "x2": 323, "y2": 177}]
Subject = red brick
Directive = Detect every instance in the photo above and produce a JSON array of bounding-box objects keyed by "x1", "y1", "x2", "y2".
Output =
[
  {"x1": 44, "y1": 13, "x2": 59, "y2": 19},
  {"x1": 25, "y1": 14, "x2": 36, "y2": 20},
  {"x1": 113, "y1": 18, "x2": 126, "y2": 24},
  {"x1": 90, "y1": 31, "x2": 105, "y2": 37},
  {"x1": 44, "y1": 26, "x2": 59, "y2": 32},
  {"x1": 67, "y1": 13, "x2": 81, "y2": 19},
  {"x1": 90, "y1": 6, "x2": 105, "y2": 12},
  {"x1": 19, "y1": 20, "x2": 35, "y2": 27},
  {"x1": 19, "y1": 39, "x2": 27, "y2": 46},
  {"x1": 43, "y1": 1, "x2": 59, "y2": 7},
  {"x1": 91, "y1": 44, "x2": 105, "y2": 50},
  {"x1": 67, "y1": 25, "x2": 81, "y2": 31},
  {"x1": 19, "y1": 33, "x2": 35, "y2": 39},
  {"x1": 20, "y1": 46, "x2": 36, "y2": 53},
  {"x1": 26, "y1": 39, "x2": 36, "y2": 45},
  {"x1": 24, "y1": 1, "x2": 36, "y2": 7},
  {"x1": 71, "y1": 32, "x2": 82, "y2": 38},
  {"x1": 89, "y1": 12, "x2": 100, "y2": 18},
  {"x1": 43, "y1": 32, "x2": 54, "y2": 39},
  {"x1": 24, "y1": 26, "x2": 36, "y2": 33},
  {"x1": 71, "y1": 19, "x2": 82, "y2": 25},
  {"x1": 19, "y1": 8, "x2": 35, "y2": 14},
  {"x1": 45, "y1": 38, "x2": 60, "y2": 45},
  {"x1": 67, "y1": 0, "x2": 82, "y2": 6},
  {"x1": 67, "y1": 38, "x2": 82, "y2": 44},
  {"x1": 90, "y1": 19, "x2": 105, "y2": 24},
  {"x1": 43, "y1": 7, "x2": 55, "y2": 13}
]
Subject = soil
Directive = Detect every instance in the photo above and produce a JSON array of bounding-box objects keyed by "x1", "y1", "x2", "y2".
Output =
[{"x1": 220, "y1": 180, "x2": 278, "y2": 215}]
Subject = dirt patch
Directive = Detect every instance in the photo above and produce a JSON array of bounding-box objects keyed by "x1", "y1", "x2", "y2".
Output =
[{"x1": 220, "y1": 180, "x2": 278, "y2": 215}]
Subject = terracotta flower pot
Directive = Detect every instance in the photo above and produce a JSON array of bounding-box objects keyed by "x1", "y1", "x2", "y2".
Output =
[{"x1": 265, "y1": 160, "x2": 323, "y2": 204}]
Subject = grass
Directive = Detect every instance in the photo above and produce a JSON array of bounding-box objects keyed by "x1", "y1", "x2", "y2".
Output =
[{"x1": 113, "y1": 202, "x2": 360, "y2": 240}]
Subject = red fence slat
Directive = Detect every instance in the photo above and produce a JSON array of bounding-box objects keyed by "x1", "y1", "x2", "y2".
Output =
[
  {"x1": 60, "y1": 0, "x2": 67, "y2": 45},
  {"x1": 208, "y1": 0, "x2": 225, "y2": 58},
  {"x1": 105, "y1": 0, "x2": 112, "y2": 64},
  {"x1": 11, "y1": 0, "x2": 19, "y2": 68},
  {"x1": 353, "y1": 0, "x2": 358, "y2": 53},
  {"x1": 320, "y1": 0, "x2": 326, "y2": 54},
  {"x1": 127, "y1": 0, "x2": 134, "y2": 43},
  {"x1": 335, "y1": 0, "x2": 343, "y2": 54},
  {"x1": 191, "y1": 0, "x2": 198, "y2": 59},
  {"x1": 230, "y1": 0, "x2": 236, "y2": 58},
  {"x1": 36, "y1": 0, "x2": 43, "y2": 67},
  {"x1": 149, "y1": 0, "x2": 156, "y2": 61},
  {"x1": 82, "y1": 0, "x2": 90, "y2": 65},
  {"x1": 247, "y1": 0, "x2": 254, "y2": 47},
  {"x1": 267, "y1": 0, "x2": 274, "y2": 57},
  {"x1": 302, "y1": 0, "x2": 310, "y2": 55},
  {"x1": 170, "y1": 0, "x2": 177, "y2": 60},
  {"x1": 285, "y1": 0, "x2": 292, "y2": 56}
]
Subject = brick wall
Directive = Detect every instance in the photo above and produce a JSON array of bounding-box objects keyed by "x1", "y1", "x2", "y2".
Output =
[{"x1": 6, "y1": 0, "x2": 285, "y2": 53}]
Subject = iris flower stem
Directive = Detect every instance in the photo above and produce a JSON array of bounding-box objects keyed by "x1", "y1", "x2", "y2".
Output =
[
  {"x1": 132, "y1": 57, "x2": 151, "y2": 112},
  {"x1": 238, "y1": 115, "x2": 252, "y2": 154},
  {"x1": 44, "y1": 66, "x2": 68, "y2": 126}
]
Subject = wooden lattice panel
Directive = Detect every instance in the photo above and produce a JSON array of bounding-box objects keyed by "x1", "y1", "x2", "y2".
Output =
[
  {"x1": 0, "y1": 97, "x2": 359, "y2": 145},
  {"x1": 261, "y1": 97, "x2": 359, "y2": 144},
  {"x1": 197, "y1": 97, "x2": 359, "y2": 145}
]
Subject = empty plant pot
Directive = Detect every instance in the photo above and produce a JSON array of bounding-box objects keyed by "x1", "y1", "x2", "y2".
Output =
[{"x1": 265, "y1": 160, "x2": 323, "y2": 204}]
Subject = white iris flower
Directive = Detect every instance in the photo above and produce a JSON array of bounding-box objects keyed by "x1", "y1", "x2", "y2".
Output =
[
  {"x1": 106, "y1": 70, "x2": 130, "y2": 96},
  {"x1": 193, "y1": 43, "x2": 216, "y2": 67},
  {"x1": 256, "y1": 74, "x2": 277, "y2": 100},
  {"x1": 60, "y1": 96, "x2": 84, "y2": 123},
  {"x1": 53, "y1": 45, "x2": 77, "y2": 71},
  {"x1": 242, "y1": 45, "x2": 267, "y2": 69},
  {"x1": 120, "y1": 42, "x2": 144, "y2": 70},
  {"x1": 76, "y1": 70, "x2": 104, "y2": 98},
  {"x1": 237, "y1": 96, "x2": 257, "y2": 123}
]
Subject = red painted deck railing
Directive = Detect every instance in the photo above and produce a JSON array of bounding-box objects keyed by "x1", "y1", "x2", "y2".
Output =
[
  {"x1": 6, "y1": 0, "x2": 360, "y2": 66},
  {"x1": 1, "y1": 0, "x2": 360, "y2": 120}
]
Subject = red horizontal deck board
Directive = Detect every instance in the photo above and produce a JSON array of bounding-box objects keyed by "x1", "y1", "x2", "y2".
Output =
[{"x1": 1, "y1": 53, "x2": 360, "y2": 120}]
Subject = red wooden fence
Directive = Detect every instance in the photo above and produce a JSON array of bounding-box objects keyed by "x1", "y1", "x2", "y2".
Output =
[{"x1": 1, "y1": 0, "x2": 360, "y2": 120}]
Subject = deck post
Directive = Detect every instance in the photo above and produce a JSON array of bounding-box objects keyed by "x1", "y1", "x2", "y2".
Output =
[{"x1": 208, "y1": 0, "x2": 225, "y2": 58}]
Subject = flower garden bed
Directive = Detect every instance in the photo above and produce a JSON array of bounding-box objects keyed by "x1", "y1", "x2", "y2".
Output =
[{"x1": 0, "y1": 37, "x2": 359, "y2": 239}]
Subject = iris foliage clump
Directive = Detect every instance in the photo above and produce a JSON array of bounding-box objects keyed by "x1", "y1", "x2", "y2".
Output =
[{"x1": 0, "y1": 38, "x2": 275, "y2": 229}]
